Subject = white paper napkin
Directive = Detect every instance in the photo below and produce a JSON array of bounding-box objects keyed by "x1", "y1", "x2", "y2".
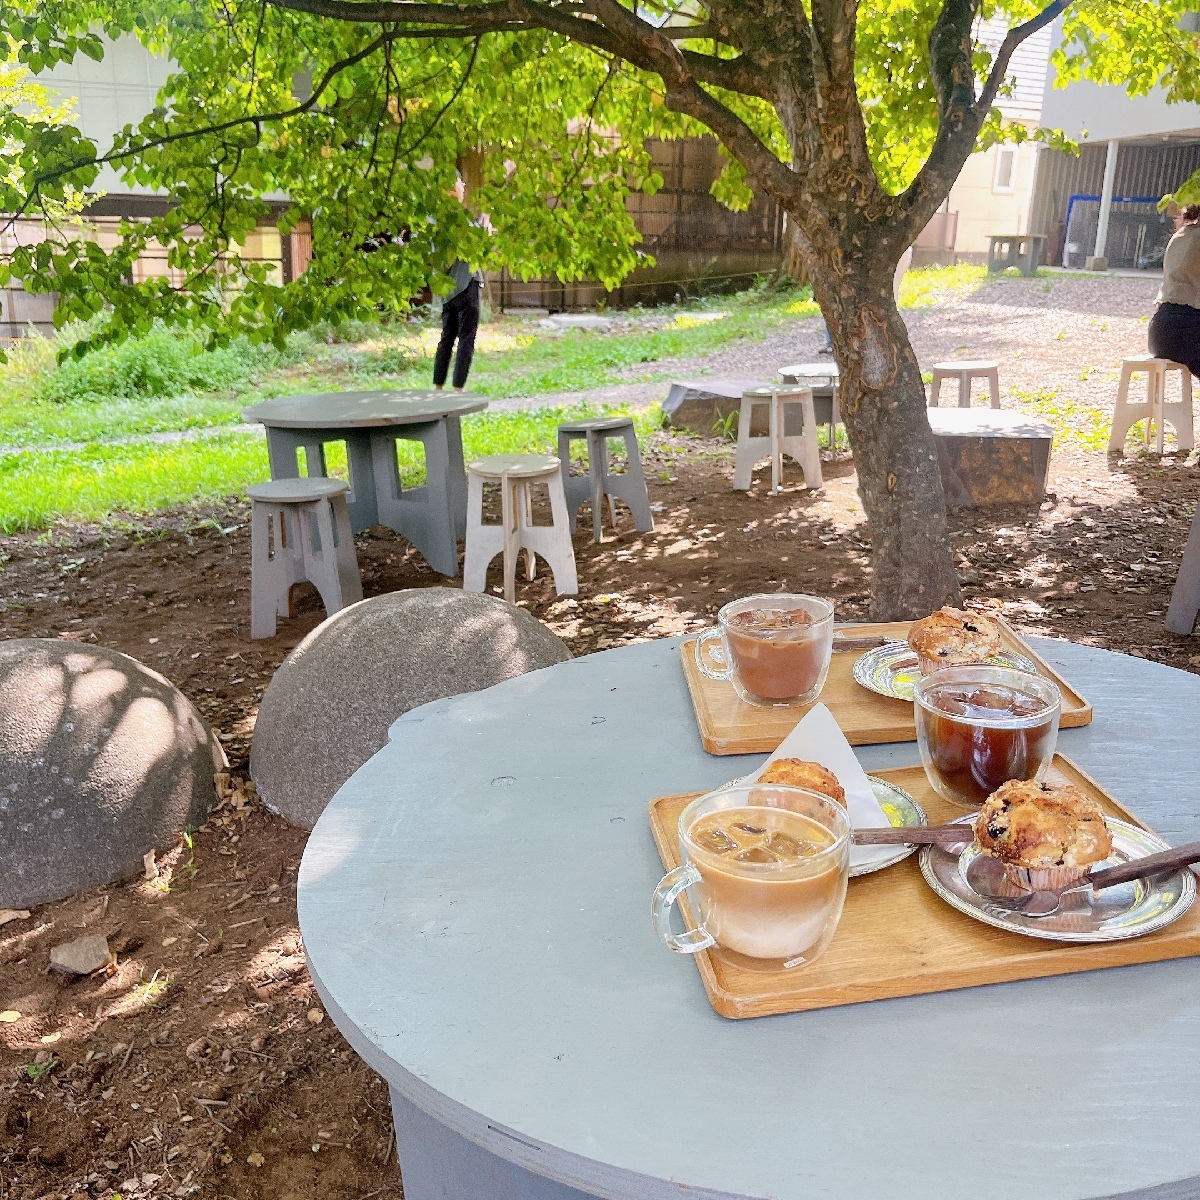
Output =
[{"x1": 741, "y1": 703, "x2": 895, "y2": 871}]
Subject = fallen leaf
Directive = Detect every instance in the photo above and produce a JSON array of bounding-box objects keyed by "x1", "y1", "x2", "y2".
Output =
[
  {"x1": 143, "y1": 850, "x2": 159, "y2": 880},
  {"x1": 0, "y1": 1010, "x2": 21, "y2": 1023},
  {"x1": 40, "y1": 1032, "x2": 61, "y2": 1045},
  {"x1": 306, "y1": 1009, "x2": 324, "y2": 1025},
  {"x1": 246, "y1": 1152, "x2": 265, "y2": 1167},
  {"x1": 161, "y1": 937, "x2": 177, "y2": 947},
  {"x1": 0, "y1": 909, "x2": 30, "y2": 927}
]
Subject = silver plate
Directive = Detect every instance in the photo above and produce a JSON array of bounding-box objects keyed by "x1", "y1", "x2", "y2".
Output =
[
  {"x1": 852, "y1": 778, "x2": 928, "y2": 878},
  {"x1": 919, "y1": 816, "x2": 1197, "y2": 942},
  {"x1": 852, "y1": 640, "x2": 1039, "y2": 702}
]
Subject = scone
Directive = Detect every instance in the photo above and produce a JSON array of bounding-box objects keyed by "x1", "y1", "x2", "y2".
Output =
[
  {"x1": 973, "y1": 779, "x2": 1113, "y2": 891},
  {"x1": 908, "y1": 607, "x2": 1003, "y2": 675},
  {"x1": 758, "y1": 758, "x2": 846, "y2": 807}
]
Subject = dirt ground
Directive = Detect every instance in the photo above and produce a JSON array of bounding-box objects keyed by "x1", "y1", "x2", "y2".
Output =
[{"x1": 2, "y1": 428, "x2": 1199, "y2": 1200}]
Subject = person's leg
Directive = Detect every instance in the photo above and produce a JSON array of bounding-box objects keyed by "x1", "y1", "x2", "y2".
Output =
[
  {"x1": 433, "y1": 295, "x2": 463, "y2": 389},
  {"x1": 452, "y1": 281, "x2": 481, "y2": 390},
  {"x1": 1149, "y1": 303, "x2": 1200, "y2": 378}
]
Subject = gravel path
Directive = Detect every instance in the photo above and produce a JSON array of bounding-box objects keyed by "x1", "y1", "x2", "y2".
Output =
[{"x1": 509, "y1": 274, "x2": 1171, "y2": 423}]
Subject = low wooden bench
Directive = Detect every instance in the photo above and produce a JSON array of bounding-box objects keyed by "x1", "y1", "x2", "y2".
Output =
[{"x1": 927, "y1": 408, "x2": 1053, "y2": 507}]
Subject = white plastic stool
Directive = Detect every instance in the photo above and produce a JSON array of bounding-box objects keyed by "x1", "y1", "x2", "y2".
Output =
[
  {"x1": 733, "y1": 386, "x2": 821, "y2": 494},
  {"x1": 929, "y1": 360, "x2": 1001, "y2": 408},
  {"x1": 248, "y1": 477, "x2": 363, "y2": 639},
  {"x1": 463, "y1": 454, "x2": 578, "y2": 604},
  {"x1": 1109, "y1": 354, "x2": 1195, "y2": 454}
]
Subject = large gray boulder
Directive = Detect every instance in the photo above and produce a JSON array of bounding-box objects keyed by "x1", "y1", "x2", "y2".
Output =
[
  {"x1": 0, "y1": 640, "x2": 225, "y2": 909},
  {"x1": 250, "y1": 589, "x2": 571, "y2": 829}
]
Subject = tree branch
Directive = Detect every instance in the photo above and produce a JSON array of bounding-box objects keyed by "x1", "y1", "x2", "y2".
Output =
[{"x1": 977, "y1": 0, "x2": 1069, "y2": 113}]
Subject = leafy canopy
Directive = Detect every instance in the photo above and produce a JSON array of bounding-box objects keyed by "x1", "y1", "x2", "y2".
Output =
[{"x1": 0, "y1": 0, "x2": 1194, "y2": 352}]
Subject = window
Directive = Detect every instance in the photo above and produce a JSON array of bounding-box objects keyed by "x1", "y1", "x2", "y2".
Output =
[{"x1": 993, "y1": 147, "x2": 1016, "y2": 193}]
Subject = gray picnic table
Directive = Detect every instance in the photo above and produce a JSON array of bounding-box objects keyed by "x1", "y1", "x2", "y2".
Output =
[
  {"x1": 298, "y1": 636, "x2": 1200, "y2": 1200},
  {"x1": 242, "y1": 389, "x2": 488, "y2": 576}
]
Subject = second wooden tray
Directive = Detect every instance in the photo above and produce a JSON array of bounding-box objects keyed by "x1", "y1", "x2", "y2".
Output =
[
  {"x1": 679, "y1": 618, "x2": 1091, "y2": 754},
  {"x1": 648, "y1": 756, "x2": 1200, "y2": 1019}
]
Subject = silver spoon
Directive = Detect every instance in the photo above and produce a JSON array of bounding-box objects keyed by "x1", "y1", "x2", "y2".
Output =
[{"x1": 980, "y1": 839, "x2": 1200, "y2": 918}]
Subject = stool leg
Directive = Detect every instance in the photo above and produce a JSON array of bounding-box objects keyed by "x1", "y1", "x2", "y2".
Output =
[
  {"x1": 517, "y1": 479, "x2": 536, "y2": 581},
  {"x1": 988, "y1": 368, "x2": 1000, "y2": 409},
  {"x1": 544, "y1": 473, "x2": 578, "y2": 595},
  {"x1": 588, "y1": 430, "x2": 605, "y2": 543},
  {"x1": 769, "y1": 391, "x2": 782, "y2": 494},
  {"x1": 930, "y1": 371, "x2": 943, "y2": 407},
  {"x1": 275, "y1": 509, "x2": 293, "y2": 618},
  {"x1": 958, "y1": 373, "x2": 969, "y2": 409},
  {"x1": 733, "y1": 396, "x2": 759, "y2": 490},
  {"x1": 462, "y1": 472, "x2": 495, "y2": 593},
  {"x1": 1154, "y1": 365, "x2": 1166, "y2": 454},
  {"x1": 1178, "y1": 368, "x2": 1195, "y2": 451},
  {"x1": 330, "y1": 494, "x2": 363, "y2": 606},
  {"x1": 501, "y1": 473, "x2": 518, "y2": 605},
  {"x1": 301, "y1": 499, "x2": 347, "y2": 619},
  {"x1": 250, "y1": 501, "x2": 280, "y2": 639},
  {"x1": 619, "y1": 426, "x2": 654, "y2": 532},
  {"x1": 799, "y1": 392, "x2": 823, "y2": 489},
  {"x1": 1109, "y1": 361, "x2": 1137, "y2": 451}
]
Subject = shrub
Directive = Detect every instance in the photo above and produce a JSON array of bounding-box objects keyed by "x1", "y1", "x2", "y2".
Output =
[{"x1": 35, "y1": 326, "x2": 284, "y2": 404}]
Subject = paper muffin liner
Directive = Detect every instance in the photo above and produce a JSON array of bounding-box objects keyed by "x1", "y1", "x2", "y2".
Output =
[
  {"x1": 1002, "y1": 863, "x2": 1090, "y2": 893},
  {"x1": 915, "y1": 651, "x2": 992, "y2": 676}
]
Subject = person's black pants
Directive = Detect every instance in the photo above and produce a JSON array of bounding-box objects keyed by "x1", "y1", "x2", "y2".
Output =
[
  {"x1": 1149, "y1": 302, "x2": 1200, "y2": 377},
  {"x1": 433, "y1": 281, "x2": 480, "y2": 389}
]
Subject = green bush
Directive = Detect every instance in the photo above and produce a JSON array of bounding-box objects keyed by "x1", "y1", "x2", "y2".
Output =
[{"x1": 34, "y1": 326, "x2": 285, "y2": 404}]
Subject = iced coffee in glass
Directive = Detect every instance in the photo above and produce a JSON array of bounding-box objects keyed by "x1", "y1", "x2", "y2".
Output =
[
  {"x1": 695, "y1": 594, "x2": 835, "y2": 707},
  {"x1": 651, "y1": 782, "x2": 852, "y2": 968}
]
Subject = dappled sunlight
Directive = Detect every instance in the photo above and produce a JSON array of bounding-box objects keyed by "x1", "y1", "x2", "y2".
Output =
[
  {"x1": 0, "y1": 659, "x2": 66, "y2": 753},
  {"x1": 85, "y1": 695, "x2": 179, "y2": 814}
]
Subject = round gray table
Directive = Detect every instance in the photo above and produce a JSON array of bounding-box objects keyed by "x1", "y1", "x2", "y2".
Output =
[
  {"x1": 298, "y1": 637, "x2": 1200, "y2": 1200},
  {"x1": 242, "y1": 390, "x2": 488, "y2": 576}
]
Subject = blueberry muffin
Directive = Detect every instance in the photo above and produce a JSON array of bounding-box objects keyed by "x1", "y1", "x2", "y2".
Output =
[
  {"x1": 758, "y1": 758, "x2": 846, "y2": 807},
  {"x1": 908, "y1": 607, "x2": 1003, "y2": 676},
  {"x1": 973, "y1": 779, "x2": 1113, "y2": 891}
]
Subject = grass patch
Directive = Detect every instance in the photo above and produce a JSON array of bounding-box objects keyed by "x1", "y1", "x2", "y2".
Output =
[
  {"x1": 0, "y1": 403, "x2": 663, "y2": 532},
  {"x1": 899, "y1": 263, "x2": 989, "y2": 308},
  {"x1": 1010, "y1": 385, "x2": 1109, "y2": 451},
  {"x1": 0, "y1": 395, "x2": 245, "y2": 446},
  {"x1": 0, "y1": 432, "x2": 270, "y2": 532}
]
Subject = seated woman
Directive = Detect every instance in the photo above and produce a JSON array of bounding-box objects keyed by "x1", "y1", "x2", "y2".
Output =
[{"x1": 1149, "y1": 205, "x2": 1200, "y2": 376}]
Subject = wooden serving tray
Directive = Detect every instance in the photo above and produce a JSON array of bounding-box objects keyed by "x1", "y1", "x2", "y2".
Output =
[
  {"x1": 679, "y1": 618, "x2": 1091, "y2": 754},
  {"x1": 648, "y1": 756, "x2": 1200, "y2": 1019}
]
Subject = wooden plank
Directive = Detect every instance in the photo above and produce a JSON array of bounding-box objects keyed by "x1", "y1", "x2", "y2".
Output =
[
  {"x1": 647, "y1": 755, "x2": 1200, "y2": 1019},
  {"x1": 679, "y1": 617, "x2": 1092, "y2": 755}
]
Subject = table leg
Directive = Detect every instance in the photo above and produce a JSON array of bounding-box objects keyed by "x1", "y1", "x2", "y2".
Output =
[
  {"x1": 344, "y1": 431, "x2": 380, "y2": 532},
  {"x1": 388, "y1": 1087, "x2": 602, "y2": 1200},
  {"x1": 1165, "y1": 506, "x2": 1200, "y2": 636},
  {"x1": 370, "y1": 420, "x2": 462, "y2": 577}
]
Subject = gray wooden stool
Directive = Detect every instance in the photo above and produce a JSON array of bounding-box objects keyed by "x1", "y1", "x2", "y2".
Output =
[
  {"x1": 556, "y1": 416, "x2": 654, "y2": 542},
  {"x1": 929, "y1": 360, "x2": 1001, "y2": 408},
  {"x1": 248, "y1": 477, "x2": 363, "y2": 639}
]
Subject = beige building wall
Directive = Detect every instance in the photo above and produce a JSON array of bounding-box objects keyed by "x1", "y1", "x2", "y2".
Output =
[{"x1": 945, "y1": 134, "x2": 1041, "y2": 259}]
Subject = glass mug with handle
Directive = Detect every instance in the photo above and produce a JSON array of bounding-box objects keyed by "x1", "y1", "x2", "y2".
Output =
[
  {"x1": 913, "y1": 665, "x2": 1062, "y2": 808},
  {"x1": 651, "y1": 782, "x2": 852, "y2": 968},
  {"x1": 695, "y1": 594, "x2": 835, "y2": 707}
]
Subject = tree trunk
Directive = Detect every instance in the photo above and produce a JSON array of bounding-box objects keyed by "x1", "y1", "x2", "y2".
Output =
[{"x1": 816, "y1": 268, "x2": 962, "y2": 620}]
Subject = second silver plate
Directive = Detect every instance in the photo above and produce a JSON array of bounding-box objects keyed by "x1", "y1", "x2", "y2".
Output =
[
  {"x1": 919, "y1": 816, "x2": 1196, "y2": 942},
  {"x1": 853, "y1": 777, "x2": 927, "y2": 878},
  {"x1": 852, "y1": 640, "x2": 1039, "y2": 702}
]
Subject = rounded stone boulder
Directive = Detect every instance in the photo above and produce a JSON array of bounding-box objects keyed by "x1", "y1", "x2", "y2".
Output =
[
  {"x1": 251, "y1": 588, "x2": 572, "y2": 829},
  {"x1": 0, "y1": 640, "x2": 226, "y2": 910}
]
